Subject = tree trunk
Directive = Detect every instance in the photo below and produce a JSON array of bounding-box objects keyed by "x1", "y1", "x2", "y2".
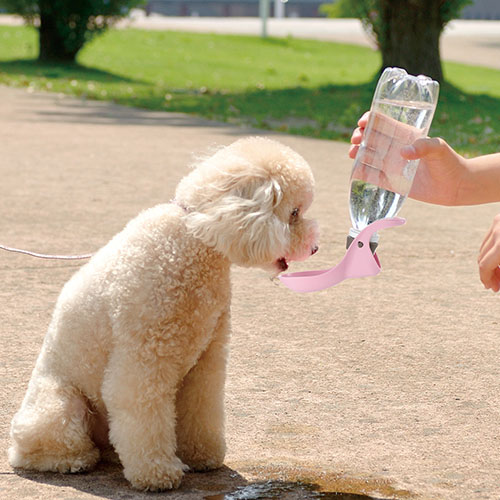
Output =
[
  {"x1": 378, "y1": 0, "x2": 444, "y2": 82},
  {"x1": 38, "y1": 2, "x2": 79, "y2": 62}
]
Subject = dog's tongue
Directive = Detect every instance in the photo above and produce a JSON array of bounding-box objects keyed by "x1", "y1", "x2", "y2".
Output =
[{"x1": 277, "y1": 257, "x2": 288, "y2": 271}]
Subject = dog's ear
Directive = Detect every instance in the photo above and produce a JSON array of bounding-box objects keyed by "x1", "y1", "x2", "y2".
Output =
[{"x1": 185, "y1": 176, "x2": 289, "y2": 266}]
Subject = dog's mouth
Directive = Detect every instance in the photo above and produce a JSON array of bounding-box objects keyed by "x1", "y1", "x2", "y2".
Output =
[
  {"x1": 276, "y1": 257, "x2": 289, "y2": 272},
  {"x1": 275, "y1": 245, "x2": 319, "y2": 273}
]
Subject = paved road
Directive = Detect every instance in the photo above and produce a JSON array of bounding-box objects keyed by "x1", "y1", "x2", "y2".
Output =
[
  {"x1": 1, "y1": 84, "x2": 500, "y2": 500},
  {"x1": 1, "y1": 14, "x2": 500, "y2": 70}
]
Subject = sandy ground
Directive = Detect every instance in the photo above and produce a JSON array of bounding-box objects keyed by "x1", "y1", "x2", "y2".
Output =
[{"x1": 1, "y1": 85, "x2": 500, "y2": 500}]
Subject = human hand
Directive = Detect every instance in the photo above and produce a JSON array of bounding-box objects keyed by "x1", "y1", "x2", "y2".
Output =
[
  {"x1": 349, "y1": 112, "x2": 369, "y2": 160},
  {"x1": 349, "y1": 112, "x2": 468, "y2": 206},
  {"x1": 478, "y1": 214, "x2": 500, "y2": 292},
  {"x1": 349, "y1": 111, "x2": 423, "y2": 195}
]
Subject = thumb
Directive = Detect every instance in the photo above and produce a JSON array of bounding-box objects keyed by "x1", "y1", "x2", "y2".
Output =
[{"x1": 401, "y1": 137, "x2": 444, "y2": 160}]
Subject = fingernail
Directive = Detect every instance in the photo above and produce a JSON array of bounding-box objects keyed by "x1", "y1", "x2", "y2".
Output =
[{"x1": 401, "y1": 145, "x2": 416, "y2": 157}]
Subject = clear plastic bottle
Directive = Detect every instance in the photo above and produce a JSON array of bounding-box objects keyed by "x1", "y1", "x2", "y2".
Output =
[{"x1": 347, "y1": 67, "x2": 439, "y2": 251}]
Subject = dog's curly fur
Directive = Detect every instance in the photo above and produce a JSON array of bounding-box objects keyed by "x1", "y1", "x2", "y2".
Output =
[{"x1": 9, "y1": 137, "x2": 318, "y2": 491}]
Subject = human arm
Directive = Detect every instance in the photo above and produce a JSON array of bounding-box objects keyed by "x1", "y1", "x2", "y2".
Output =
[{"x1": 458, "y1": 154, "x2": 500, "y2": 205}]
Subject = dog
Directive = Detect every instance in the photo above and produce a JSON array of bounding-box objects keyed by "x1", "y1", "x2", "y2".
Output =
[{"x1": 9, "y1": 137, "x2": 319, "y2": 491}]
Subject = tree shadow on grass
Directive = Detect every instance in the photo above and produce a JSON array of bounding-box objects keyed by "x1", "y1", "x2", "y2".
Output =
[
  {"x1": 165, "y1": 78, "x2": 500, "y2": 154},
  {"x1": 163, "y1": 78, "x2": 379, "y2": 141},
  {"x1": 0, "y1": 58, "x2": 142, "y2": 85},
  {"x1": 1, "y1": 59, "x2": 499, "y2": 155}
]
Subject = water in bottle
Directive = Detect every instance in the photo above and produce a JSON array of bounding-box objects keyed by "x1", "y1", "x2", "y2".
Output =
[{"x1": 347, "y1": 68, "x2": 439, "y2": 250}]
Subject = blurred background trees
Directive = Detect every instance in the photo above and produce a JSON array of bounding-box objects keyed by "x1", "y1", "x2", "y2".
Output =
[
  {"x1": 321, "y1": 0, "x2": 473, "y2": 82},
  {"x1": 0, "y1": 0, "x2": 144, "y2": 62},
  {"x1": 0, "y1": 0, "x2": 476, "y2": 79}
]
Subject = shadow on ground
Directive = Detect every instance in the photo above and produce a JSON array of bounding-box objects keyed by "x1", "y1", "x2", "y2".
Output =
[{"x1": 8, "y1": 461, "x2": 413, "y2": 500}]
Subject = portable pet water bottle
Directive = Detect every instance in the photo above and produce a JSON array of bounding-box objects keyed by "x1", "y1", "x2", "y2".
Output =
[
  {"x1": 347, "y1": 67, "x2": 440, "y2": 251},
  {"x1": 279, "y1": 68, "x2": 439, "y2": 293}
]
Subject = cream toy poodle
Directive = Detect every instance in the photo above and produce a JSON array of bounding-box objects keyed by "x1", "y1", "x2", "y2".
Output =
[{"x1": 9, "y1": 137, "x2": 318, "y2": 491}]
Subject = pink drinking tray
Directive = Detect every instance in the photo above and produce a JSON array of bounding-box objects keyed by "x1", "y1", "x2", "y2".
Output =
[{"x1": 279, "y1": 217, "x2": 406, "y2": 293}]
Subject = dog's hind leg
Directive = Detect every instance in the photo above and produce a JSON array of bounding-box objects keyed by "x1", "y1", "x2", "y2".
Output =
[
  {"x1": 175, "y1": 310, "x2": 229, "y2": 471},
  {"x1": 9, "y1": 374, "x2": 100, "y2": 473}
]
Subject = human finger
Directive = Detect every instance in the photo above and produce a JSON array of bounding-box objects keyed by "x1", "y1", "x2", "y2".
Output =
[
  {"x1": 494, "y1": 267, "x2": 500, "y2": 292},
  {"x1": 477, "y1": 232, "x2": 493, "y2": 289},
  {"x1": 350, "y1": 127, "x2": 364, "y2": 145},
  {"x1": 478, "y1": 252, "x2": 499, "y2": 291},
  {"x1": 478, "y1": 226, "x2": 500, "y2": 291},
  {"x1": 479, "y1": 215, "x2": 500, "y2": 256},
  {"x1": 401, "y1": 137, "x2": 447, "y2": 161},
  {"x1": 479, "y1": 226, "x2": 493, "y2": 258},
  {"x1": 357, "y1": 112, "x2": 369, "y2": 128},
  {"x1": 348, "y1": 144, "x2": 359, "y2": 159},
  {"x1": 490, "y1": 266, "x2": 500, "y2": 292}
]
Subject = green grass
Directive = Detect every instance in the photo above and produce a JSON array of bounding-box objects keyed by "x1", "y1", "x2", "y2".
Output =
[{"x1": 1, "y1": 25, "x2": 499, "y2": 155}]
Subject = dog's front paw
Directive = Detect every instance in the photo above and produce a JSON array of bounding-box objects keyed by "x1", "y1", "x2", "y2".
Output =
[
  {"x1": 184, "y1": 455, "x2": 224, "y2": 472},
  {"x1": 177, "y1": 438, "x2": 226, "y2": 472},
  {"x1": 124, "y1": 455, "x2": 187, "y2": 491}
]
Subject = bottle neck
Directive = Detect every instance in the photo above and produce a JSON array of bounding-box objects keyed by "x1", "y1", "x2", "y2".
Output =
[
  {"x1": 347, "y1": 227, "x2": 379, "y2": 253},
  {"x1": 349, "y1": 227, "x2": 379, "y2": 243}
]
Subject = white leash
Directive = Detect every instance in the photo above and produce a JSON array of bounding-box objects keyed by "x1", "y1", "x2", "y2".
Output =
[
  {"x1": 0, "y1": 243, "x2": 93, "y2": 261},
  {"x1": 0, "y1": 202, "x2": 186, "y2": 262}
]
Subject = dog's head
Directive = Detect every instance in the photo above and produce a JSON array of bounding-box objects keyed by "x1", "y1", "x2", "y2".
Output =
[{"x1": 175, "y1": 137, "x2": 319, "y2": 274}]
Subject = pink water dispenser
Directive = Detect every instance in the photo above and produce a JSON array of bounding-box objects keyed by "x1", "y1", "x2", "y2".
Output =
[{"x1": 280, "y1": 67, "x2": 439, "y2": 293}]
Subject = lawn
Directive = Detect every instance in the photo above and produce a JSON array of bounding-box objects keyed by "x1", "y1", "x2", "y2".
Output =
[{"x1": 1, "y1": 25, "x2": 499, "y2": 155}]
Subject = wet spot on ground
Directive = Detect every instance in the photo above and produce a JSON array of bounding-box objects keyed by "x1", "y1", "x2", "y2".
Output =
[
  {"x1": 196, "y1": 464, "x2": 414, "y2": 500},
  {"x1": 204, "y1": 479, "x2": 390, "y2": 499}
]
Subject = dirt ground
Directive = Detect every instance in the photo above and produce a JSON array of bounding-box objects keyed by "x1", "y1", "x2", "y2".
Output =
[{"x1": 1, "y1": 85, "x2": 499, "y2": 500}]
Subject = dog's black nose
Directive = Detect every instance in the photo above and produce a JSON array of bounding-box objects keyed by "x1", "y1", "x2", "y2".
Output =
[{"x1": 311, "y1": 245, "x2": 319, "y2": 255}]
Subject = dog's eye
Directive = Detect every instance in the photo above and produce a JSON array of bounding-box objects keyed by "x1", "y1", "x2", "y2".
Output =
[{"x1": 290, "y1": 208, "x2": 300, "y2": 223}]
